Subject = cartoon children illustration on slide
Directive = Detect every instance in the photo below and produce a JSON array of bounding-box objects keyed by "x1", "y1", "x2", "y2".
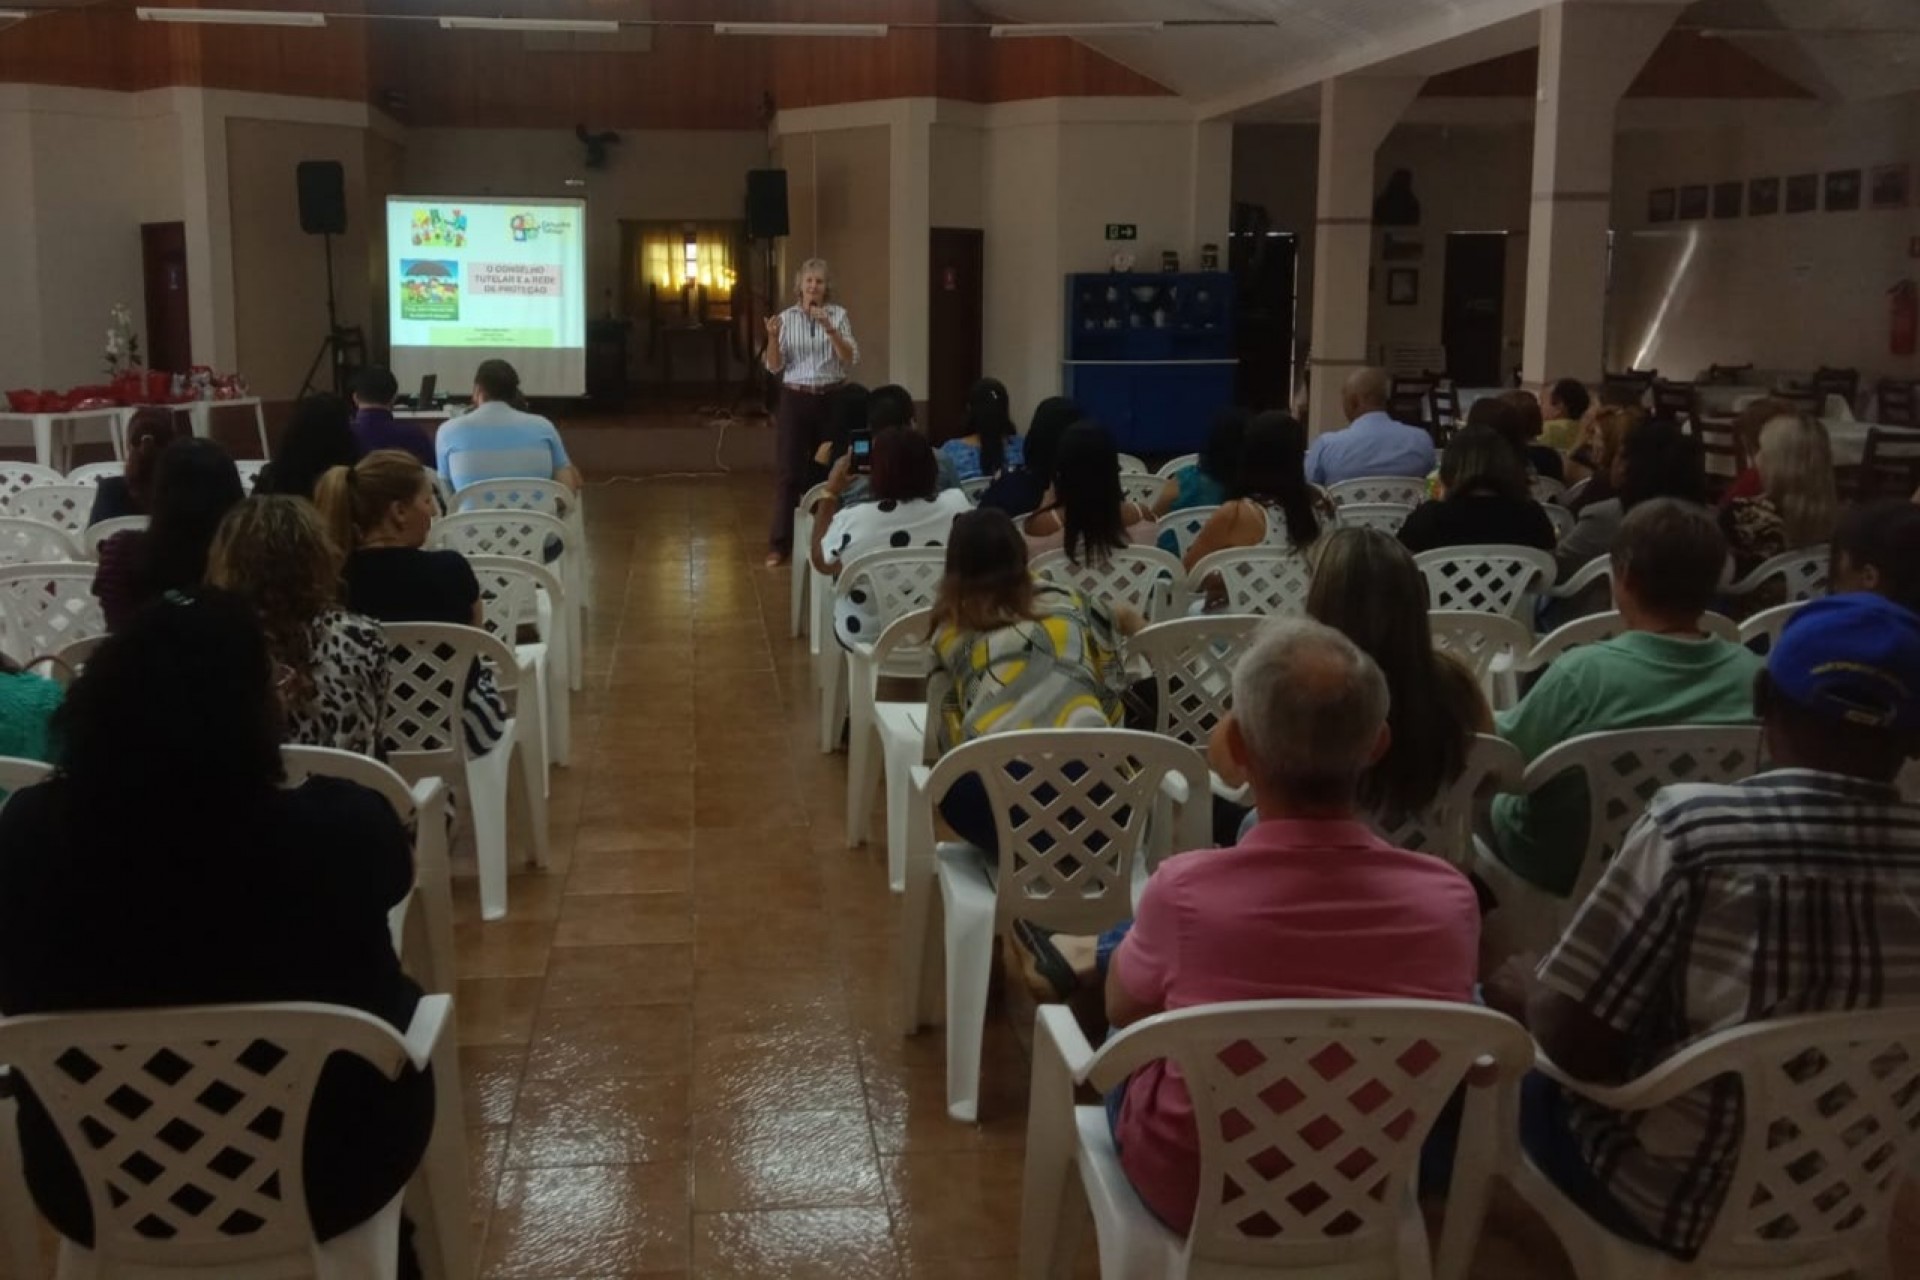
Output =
[
  {"x1": 408, "y1": 208, "x2": 469, "y2": 249},
  {"x1": 399, "y1": 260, "x2": 459, "y2": 321}
]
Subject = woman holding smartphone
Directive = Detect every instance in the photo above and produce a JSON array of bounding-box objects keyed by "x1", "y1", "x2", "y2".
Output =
[{"x1": 765, "y1": 258, "x2": 859, "y2": 568}]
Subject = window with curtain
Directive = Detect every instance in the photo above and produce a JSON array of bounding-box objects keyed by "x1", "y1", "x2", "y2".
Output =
[{"x1": 633, "y1": 221, "x2": 739, "y2": 296}]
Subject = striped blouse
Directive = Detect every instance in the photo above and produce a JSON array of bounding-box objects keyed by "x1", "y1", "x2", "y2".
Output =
[{"x1": 774, "y1": 303, "x2": 859, "y2": 388}]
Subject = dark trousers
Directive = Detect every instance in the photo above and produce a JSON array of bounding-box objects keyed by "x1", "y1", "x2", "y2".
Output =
[{"x1": 769, "y1": 385, "x2": 835, "y2": 553}]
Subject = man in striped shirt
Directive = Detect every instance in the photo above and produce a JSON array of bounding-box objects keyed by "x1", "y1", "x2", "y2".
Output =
[{"x1": 1487, "y1": 593, "x2": 1920, "y2": 1258}]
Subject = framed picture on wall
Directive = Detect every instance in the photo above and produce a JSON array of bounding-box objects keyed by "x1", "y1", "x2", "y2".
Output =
[
  {"x1": 1749, "y1": 177, "x2": 1780, "y2": 216},
  {"x1": 1386, "y1": 268, "x2": 1419, "y2": 307},
  {"x1": 1785, "y1": 173, "x2": 1819, "y2": 214},
  {"x1": 1712, "y1": 182, "x2": 1743, "y2": 218},
  {"x1": 1826, "y1": 169, "x2": 1863, "y2": 212},
  {"x1": 1872, "y1": 164, "x2": 1911, "y2": 210},
  {"x1": 1648, "y1": 188, "x2": 1676, "y2": 223},
  {"x1": 1678, "y1": 185, "x2": 1710, "y2": 220}
]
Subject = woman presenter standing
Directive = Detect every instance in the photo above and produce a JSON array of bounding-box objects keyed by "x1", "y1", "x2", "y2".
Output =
[{"x1": 765, "y1": 258, "x2": 859, "y2": 568}]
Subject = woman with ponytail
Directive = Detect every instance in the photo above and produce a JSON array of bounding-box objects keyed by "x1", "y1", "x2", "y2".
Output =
[{"x1": 87, "y1": 408, "x2": 180, "y2": 524}]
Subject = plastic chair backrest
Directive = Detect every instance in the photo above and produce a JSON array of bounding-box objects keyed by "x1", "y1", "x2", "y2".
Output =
[
  {"x1": 1525, "y1": 609, "x2": 1740, "y2": 673},
  {"x1": 1119, "y1": 473, "x2": 1162, "y2": 507},
  {"x1": 0, "y1": 564, "x2": 107, "y2": 661},
  {"x1": 380, "y1": 622, "x2": 519, "y2": 761},
  {"x1": 1561, "y1": 476, "x2": 1591, "y2": 506},
  {"x1": 466, "y1": 554, "x2": 564, "y2": 644},
  {"x1": 1082, "y1": 999, "x2": 1534, "y2": 1271},
  {"x1": 1155, "y1": 452, "x2": 1199, "y2": 479},
  {"x1": 0, "y1": 463, "x2": 64, "y2": 508},
  {"x1": 1414, "y1": 545, "x2": 1555, "y2": 622},
  {"x1": 0, "y1": 755, "x2": 51, "y2": 793},
  {"x1": 453, "y1": 477, "x2": 574, "y2": 520},
  {"x1": 1542, "y1": 503, "x2": 1575, "y2": 540},
  {"x1": 1725, "y1": 546, "x2": 1829, "y2": 605},
  {"x1": 0, "y1": 1002, "x2": 415, "y2": 1270},
  {"x1": 960, "y1": 476, "x2": 992, "y2": 502},
  {"x1": 1739, "y1": 600, "x2": 1803, "y2": 653},
  {"x1": 0, "y1": 517, "x2": 80, "y2": 565},
  {"x1": 1332, "y1": 502, "x2": 1413, "y2": 535},
  {"x1": 234, "y1": 460, "x2": 267, "y2": 489},
  {"x1": 926, "y1": 728, "x2": 1208, "y2": 935},
  {"x1": 1428, "y1": 611, "x2": 1530, "y2": 683},
  {"x1": 7, "y1": 483, "x2": 91, "y2": 533},
  {"x1": 426, "y1": 509, "x2": 567, "y2": 565},
  {"x1": 1126, "y1": 614, "x2": 1263, "y2": 749},
  {"x1": 63, "y1": 462, "x2": 123, "y2": 488},
  {"x1": 1371, "y1": 734, "x2": 1523, "y2": 867},
  {"x1": 831, "y1": 547, "x2": 947, "y2": 651},
  {"x1": 1529, "y1": 475, "x2": 1567, "y2": 504},
  {"x1": 1186, "y1": 547, "x2": 1314, "y2": 616},
  {"x1": 83, "y1": 515, "x2": 148, "y2": 560},
  {"x1": 1115, "y1": 452, "x2": 1148, "y2": 474},
  {"x1": 1160, "y1": 505, "x2": 1219, "y2": 559},
  {"x1": 1032, "y1": 545, "x2": 1183, "y2": 619},
  {"x1": 1326, "y1": 476, "x2": 1427, "y2": 508}
]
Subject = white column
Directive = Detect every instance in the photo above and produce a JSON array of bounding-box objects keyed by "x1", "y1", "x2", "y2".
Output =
[
  {"x1": 1306, "y1": 75, "x2": 1421, "y2": 436},
  {"x1": 888, "y1": 99, "x2": 934, "y2": 401},
  {"x1": 1520, "y1": 1, "x2": 1681, "y2": 388}
]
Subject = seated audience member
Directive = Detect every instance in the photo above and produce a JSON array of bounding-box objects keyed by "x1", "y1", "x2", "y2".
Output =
[
  {"x1": 437, "y1": 359, "x2": 582, "y2": 494},
  {"x1": 1106, "y1": 616, "x2": 1480, "y2": 1234},
  {"x1": 349, "y1": 366, "x2": 436, "y2": 468},
  {"x1": 1486, "y1": 591, "x2": 1920, "y2": 1261},
  {"x1": 1487, "y1": 499, "x2": 1762, "y2": 899},
  {"x1": 1830, "y1": 499, "x2": 1920, "y2": 612},
  {"x1": 939, "y1": 378, "x2": 1023, "y2": 482},
  {"x1": 1540, "y1": 377, "x2": 1590, "y2": 453},
  {"x1": 93, "y1": 439, "x2": 243, "y2": 631},
  {"x1": 1716, "y1": 396, "x2": 1800, "y2": 507},
  {"x1": 1554, "y1": 414, "x2": 1705, "y2": 582},
  {"x1": 1495, "y1": 389, "x2": 1565, "y2": 482},
  {"x1": 1182, "y1": 411, "x2": 1323, "y2": 572},
  {"x1": 0, "y1": 657, "x2": 61, "y2": 779},
  {"x1": 1720, "y1": 411, "x2": 1836, "y2": 579},
  {"x1": 927, "y1": 508, "x2": 1129, "y2": 855},
  {"x1": 838, "y1": 384, "x2": 961, "y2": 506},
  {"x1": 256, "y1": 393, "x2": 357, "y2": 499},
  {"x1": 315, "y1": 450, "x2": 507, "y2": 757},
  {"x1": 1566, "y1": 404, "x2": 1638, "y2": 504},
  {"x1": 1151, "y1": 407, "x2": 1246, "y2": 517},
  {"x1": 1305, "y1": 366, "x2": 1436, "y2": 486},
  {"x1": 205, "y1": 497, "x2": 387, "y2": 755},
  {"x1": 1024, "y1": 422, "x2": 1159, "y2": 563},
  {"x1": 804, "y1": 383, "x2": 870, "y2": 491},
  {"x1": 0, "y1": 591, "x2": 432, "y2": 1256},
  {"x1": 1397, "y1": 424, "x2": 1556, "y2": 554},
  {"x1": 86, "y1": 408, "x2": 177, "y2": 525},
  {"x1": 978, "y1": 396, "x2": 1077, "y2": 518}
]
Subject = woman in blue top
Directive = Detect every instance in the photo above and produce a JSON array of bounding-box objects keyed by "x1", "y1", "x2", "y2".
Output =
[
  {"x1": 1151, "y1": 406, "x2": 1247, "y2": 516},
  {"x1": 938, "y1": 378, "x2": 1024, "y2": 483}
]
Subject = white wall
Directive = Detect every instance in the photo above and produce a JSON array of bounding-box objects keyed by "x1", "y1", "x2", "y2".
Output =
[
  {"x1": 981, "y1": 120, "x2": 1064, "y2": 416},
  {"x1": 777, "y1": 123, "x2": 894, "y2": 386},
  {"x1": 0, "y1": 106, "x2": 42, "y2": 385},
  {"x1": 931, "y1": 121, "x2": 985, "y2": 230}
]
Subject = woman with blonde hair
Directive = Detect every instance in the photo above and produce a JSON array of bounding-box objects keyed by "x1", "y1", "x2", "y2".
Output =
[
  {"x1": 314, "y1": 450, "x2": 506, "y2": 755},
  {"x1": 205, "y1": 495, "x2": 387, "y2": 755},
  {"x1": 764, "y1": 256, "x2": 860, "y2": 567},
  {"x1": 1721, "y1": 412, "x2": 1837, "y2": 578}
]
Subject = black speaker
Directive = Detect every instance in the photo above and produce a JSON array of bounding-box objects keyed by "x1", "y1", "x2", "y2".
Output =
[
  {"x1": 746, "y1": 168, "x2": 789, "y2": 240},
  {"x1": 296, "y1": 160, "x2": 347, "y2": 236}
]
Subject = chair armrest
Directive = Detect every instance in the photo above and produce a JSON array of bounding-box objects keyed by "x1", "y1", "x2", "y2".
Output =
[
  {"x1": 1543, "y1": 555, "x2": 1610, "y2": 601},
  {"x1": 1034, "y1": 1004, "x2": 1098, "y2": 1084},
  {"x1": 1159, "y1": 770, "x2": 1191, "y2": 807},
  {"x1": 1532, "y1": 1046, "x2": 1723, "y2": 1114},
  {"x1": 401, "y1": 993, "x2": 452, "y2": 1072}
]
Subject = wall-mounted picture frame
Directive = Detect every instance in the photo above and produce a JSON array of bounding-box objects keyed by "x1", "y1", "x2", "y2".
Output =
[
  {"x1": 1648, "y1": 188, "x2": 1676, "y2": 223},
  {"x1": 1785, "y1": 173, "x2": 1819, "y2": 214},
  {"x1": 1872, "y1": 164, "x2": 1911, "y2": 211},
  {"x1": 1712, "y1": 182, "x2": 1743, "y2": 219},
  {"x1": 1386, "y1": 268, "x2": 1419, "y2": 307},
  {"x1": 1678, "y1": 185, "x2": 1710, "y2": 220},
  {"x1": 1826, "y1": 169, "x2": 1863, "y2": 212},
  {"x1": 1749, "y1": 176, "x2": 1780, "y2": 216}
]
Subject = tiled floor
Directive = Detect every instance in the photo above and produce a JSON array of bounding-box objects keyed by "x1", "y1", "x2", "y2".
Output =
[{"x1": 458, "y1": 475, "x2": 1919, "y2": 1279}]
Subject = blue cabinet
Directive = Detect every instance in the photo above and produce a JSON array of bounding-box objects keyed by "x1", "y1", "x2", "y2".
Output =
[{"x1": 1061, "y1": 272, "x2": 1236, "y2": 455}]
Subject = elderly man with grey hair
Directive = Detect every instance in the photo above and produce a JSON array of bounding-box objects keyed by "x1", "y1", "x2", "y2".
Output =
[
  {"x1": 1304, "y1": 365, "x2": 1436, "y2": 486},
  {"x1": 1090, "y1": 616, "x2": 1481, "y2": 1234}
]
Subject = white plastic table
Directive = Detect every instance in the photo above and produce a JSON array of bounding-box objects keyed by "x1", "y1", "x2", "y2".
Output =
[
  {"x1": 0, "y1": 407, "x2": 127, "y2": 469},
  {"x1": 122, "y1": 397, "x2": 270, "y2": 459}
]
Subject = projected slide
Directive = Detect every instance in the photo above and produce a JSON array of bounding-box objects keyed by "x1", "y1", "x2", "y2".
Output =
[{"x1": 386, "y1": 196, "x2": 586, "y2": 396}]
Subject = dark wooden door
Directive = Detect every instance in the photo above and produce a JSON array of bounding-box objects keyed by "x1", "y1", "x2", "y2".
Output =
[
  {"x1": 1232, "y1": 227, "x2": 1297, "y2": 411},
  {"x1": 927, "y1": 227, "x2": 984, "y2": 441},
  {"x1": 141, "y1": 222, "x2": 191, "y2": 373},
  {"x1": 1442, "y1": 232, "x2": 1505, "y2": 387}
]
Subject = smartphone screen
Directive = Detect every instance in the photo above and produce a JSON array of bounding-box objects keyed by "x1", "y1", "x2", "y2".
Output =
[{"x1": 849, "y1": 430, "x2": 873, "y2": 474}]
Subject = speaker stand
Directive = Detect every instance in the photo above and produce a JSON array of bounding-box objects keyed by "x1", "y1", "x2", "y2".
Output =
[{"x1": 297, "y1": 231, "x2": 351, "y2": 399}]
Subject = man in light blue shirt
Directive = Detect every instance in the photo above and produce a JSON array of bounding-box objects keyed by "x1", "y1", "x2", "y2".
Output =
[
  {"x1": 437, "y1": 359, "x2": 584, "y2": 494},
  {"x1": 1304, "y1": 366, "x2": 1436, "y2": 486}
]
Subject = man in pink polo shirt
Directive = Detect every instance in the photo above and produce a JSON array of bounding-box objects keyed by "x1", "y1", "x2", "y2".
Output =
[{"x1": 1104, "y1": 616, "x2": 1482, "y2": 1232}]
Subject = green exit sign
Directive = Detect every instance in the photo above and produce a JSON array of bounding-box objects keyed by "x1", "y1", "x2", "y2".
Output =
[{"x1": 1105, "y1": 224, "x2": 1138, "y2": 241}]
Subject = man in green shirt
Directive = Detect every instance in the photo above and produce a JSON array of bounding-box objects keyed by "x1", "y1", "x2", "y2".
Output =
[{"x1": 1489, "y1": 498, "x2": 1761, "y2": 897}]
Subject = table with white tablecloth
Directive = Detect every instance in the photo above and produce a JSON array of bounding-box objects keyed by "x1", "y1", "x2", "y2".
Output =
[{"x1": 1825, "y1": 421, "x2": 1920, "y2": 469}]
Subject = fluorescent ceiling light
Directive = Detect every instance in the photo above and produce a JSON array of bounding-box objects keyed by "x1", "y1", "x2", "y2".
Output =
[
  {"x1": 0, "y1": 9, "x2": 28, "y2": 23},
  {"x1": 989, "y1": 21, "x2": 1164, "y2": 38},
  {"x1": 713, "y1": 21, "x2": 887, "y2": 38},
  {"x1": 439, "y1": 15, "x2": 619, "y2": 32},
  {"x1": 136, "y1": 6, "x2": 325, "y2": 25}
]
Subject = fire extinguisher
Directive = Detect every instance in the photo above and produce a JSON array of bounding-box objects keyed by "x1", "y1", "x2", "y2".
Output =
[{"x1": 1893, "y1": 279, "x2": 1918, "y2": 358}]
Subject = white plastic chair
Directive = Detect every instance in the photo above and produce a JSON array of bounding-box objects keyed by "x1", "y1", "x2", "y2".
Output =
[
  {"x1": 1032, "y1": 545, "x2": 1185, "y2": 622},
  {"x1": 1125, "y1": 614, "x2": 1263, "y2": 823},
  {"x1": 1326, "y1": 475, "x2": 1428, "y2": 508},
  {"x1": 1738, "y1": 600, "x2": 1803, "y2": 652},
  {"x1": 62, "y1": 461, "x2": 122, "y2": 488},
  {"x1": 1334, "y1": 501, "x2": 1414, "y2": 535},
  {"x1": 1120, "y1": 473, "x2": 1163, "y2": 507},
  {"x1": 848, "y1": 608, "x2": 946, "y2": 891},
  {"x1": 427, "y1": 509, "x2": 580, "y2": 692},
  {"x1": 1116, "y1": 452, "x2": 1149, "y2": 474},
  {"x1": 380, "y1": 622, "x2": 548, "y2": 922},
  {"x1": 0, "y1": 754, "x2": 50, "y2": 794},
  {"x1": 469, "y1": 554, "x2": 571, "y2": 772},
  {"x1": 1158, "y1": 505, "x2": 1219, "y2": 561},
  {"x1": 899, "y1": 728, "x2": 1210, "y2": 1121},
  {"x1": 1371, "y1": 734, "x2": 1525, "y2": 871},
  {"x1": 1723, "y1": 546, "x2": 1829, "y2": 610},
  {"x1": 1414, "y1": 545, "x2": 1555, "y2": 625},
  {"x1": 821, "y1": 546, "x2": 946, "y2": 754},
  {"x1": 961, "y1": 475, "x2": 994, "y2": 503},
  {"x1": 1154, "y1": 452, "x2": 1200, "y2": 479},
  {"x1": 235, "y1": 458, "x2": 268, "y2": 489},
  {"x1": 1542, "y1": 503, "x2": 1575, "y2": 540},
  {"x1": 452, "y1": 476, "x2": 591, "y2": 624},
  {"x1": 1184, "y1": 547, "x2": 1313, "y2": 616},
  {"x1": 1020, "y1": 1000, "x2": 1535, "y2": 1280},
  {"x1": 0, "y1": 463, "x2": 65, "y2": 509},
  {"x1": 1428, "y1": 610, "x2": 1530, "y2": 698},
  {"x1": 791, "y1": 481, "x2": 828, "y2": 638},
  {"x1": 0, "y1": 564, "x2": 108, "y2": 662},
  {"x1": 82, "y1": 514, "x2": 148, "y2": 560},
  {"x1": 0, "y1": 996, "x2": 456, "y2": 1280},
  {"x1": 6, "y1": 483, "x2": 92, "y2": 534},
  {"x1": 1561, "y1": 476, "x2": 1591, "y2": 506},
  {"x1": 1529, "y1": 474, "x2": 1567, "y2": 504},
  {"x1": 1508, "y1": 1007, "x2": 1920, "y2": 1280},
  {"x1": 0, "y1": 516, "x2": 81, "y2": 565}
]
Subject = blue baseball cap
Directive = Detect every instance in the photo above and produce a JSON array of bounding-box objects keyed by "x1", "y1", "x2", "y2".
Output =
[{"x1": 1769, "y1": 593, "x2": 1920, "y2": 731}]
